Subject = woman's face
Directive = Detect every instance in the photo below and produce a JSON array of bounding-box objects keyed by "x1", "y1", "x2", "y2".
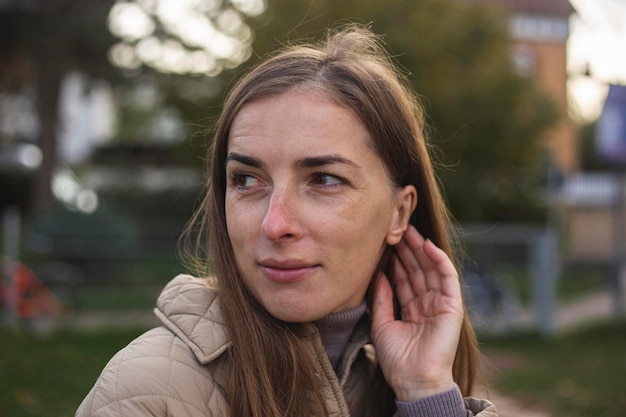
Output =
[{"x1": 225, "y1": 90, "x2": 415, "y2": 322}]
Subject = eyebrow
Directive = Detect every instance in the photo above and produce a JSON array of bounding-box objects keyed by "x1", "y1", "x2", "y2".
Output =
[
  {"x1": 296, "y1": 155, "x2": 358, "y2": 169},
  {"x1": 225, "y1": 152, "x2": 359, "y2": 170},
  {"x1": 225, "y1": 153, "x2": 265, "y2": 170}
]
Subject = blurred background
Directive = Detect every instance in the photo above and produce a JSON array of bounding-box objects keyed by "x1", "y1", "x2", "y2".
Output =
[{"x1": 0, "y1": 0, "x2": 624, "y2": 416}]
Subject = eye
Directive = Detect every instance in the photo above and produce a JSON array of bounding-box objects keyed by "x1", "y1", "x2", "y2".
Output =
[
  {"x1": 228, "y1": 172, "x2": 260, "y2": 188},
  {"x1": 310, "y1": 172, "x2": 346, "y2": 187}
]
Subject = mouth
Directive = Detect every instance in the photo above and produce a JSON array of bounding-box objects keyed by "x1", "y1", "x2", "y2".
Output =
[{"x1": 258, "y1": 259, "x2": 319, "y2": 283}]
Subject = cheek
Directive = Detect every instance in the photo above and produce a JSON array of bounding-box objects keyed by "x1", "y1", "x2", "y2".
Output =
[
  {"x1": 225, "y1": 200, "x2": 252, "y2": 254},
  {"x1": 330, "y1": 199, "x2": 394, "y2": 255},
  {"x1": 341, "y1": 193, "x2": 395, "y2": 232},
  {"x1": 225, "y1": 193, "x2": 252, "y2": 229}
]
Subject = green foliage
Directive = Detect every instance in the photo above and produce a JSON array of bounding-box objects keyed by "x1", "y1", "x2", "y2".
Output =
[
  {"x1": 244, "y1": 0, "x2": 559, "y2": 222},
  {"x1": 1, "y1": 0, "x2": 119, "y2": 210},
  {"x1": 0, "y1": 0, "x2": 117, "y2": 84},
  {"x1": 1, "y1": 0, "x2": 560, "y2": 222}
]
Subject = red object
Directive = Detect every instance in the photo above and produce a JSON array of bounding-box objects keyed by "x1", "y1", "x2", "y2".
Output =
[{"x1": 1, "y1": 261, "x2": 61, "y2": 318}]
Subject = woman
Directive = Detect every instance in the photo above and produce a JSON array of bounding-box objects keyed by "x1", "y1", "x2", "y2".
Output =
[{"x1": 77, "y1": 25, "x2": 497, "y2": 417}]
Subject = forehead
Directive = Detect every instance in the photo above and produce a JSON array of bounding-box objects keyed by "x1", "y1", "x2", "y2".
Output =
[{"x1": 227, "y1": 90, "x2": 377, "y2": 157}]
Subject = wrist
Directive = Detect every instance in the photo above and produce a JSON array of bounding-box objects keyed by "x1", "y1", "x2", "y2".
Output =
[
  {"x1": 393, "y1": 379, "x2": 456, "y2": 402},
  {"x1": 395, "y1": 385, "x2": 466, "y2": 417}
]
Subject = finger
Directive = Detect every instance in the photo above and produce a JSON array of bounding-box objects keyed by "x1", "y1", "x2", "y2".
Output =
[
  {"x1": 423, "y1": 239, "x2": 461, "y2": 300},
  {"x1": 370, "y1": 272, "x2": 395, "y2": 330},
  {"x1": 394, "y1": 227, "x2": 427, "y2": 294},
  {"x1": 401, "y1": 226, "x2": 442, "y2": 293},
  {"x1": 392, "y1": 254, "x2": 420, "y2": 310}
]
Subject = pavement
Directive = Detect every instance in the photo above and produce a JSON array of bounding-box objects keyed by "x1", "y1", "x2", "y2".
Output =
[{"x1": 554, "y1": 290, "x2": 617, "y2": 330}]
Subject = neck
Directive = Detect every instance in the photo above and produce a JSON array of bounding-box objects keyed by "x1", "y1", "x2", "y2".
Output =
[{"x1": 313, "y1": 302, "x2": 367, "y2": 371}]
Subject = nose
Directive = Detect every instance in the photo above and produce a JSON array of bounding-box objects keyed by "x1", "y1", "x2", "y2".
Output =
[{"x1": 261, "y1": 189, "x2": 302, "y2": 241}]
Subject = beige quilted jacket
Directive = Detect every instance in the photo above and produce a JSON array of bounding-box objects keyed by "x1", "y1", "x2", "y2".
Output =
[{"x1": 76, "y1": 274, "x2": 498, "y2": 417}]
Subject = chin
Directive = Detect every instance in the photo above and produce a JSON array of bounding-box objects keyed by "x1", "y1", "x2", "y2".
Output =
[{"x1": 263, "y1": 301, "x2": 326, "y2": 323}]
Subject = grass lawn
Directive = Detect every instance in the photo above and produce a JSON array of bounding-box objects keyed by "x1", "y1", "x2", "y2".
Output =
[
  {"x1": 481, "y1": 319, "x2": 626, "y2": 417},
  {"x1": 1, "y1": 319, "x2": 624, "y2": 417},
  {"x1": 0, "y1": 326, "x2": 149, "y2": 417}
]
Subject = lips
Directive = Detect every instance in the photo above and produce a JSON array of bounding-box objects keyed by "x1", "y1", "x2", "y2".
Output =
[{"x1": 258, "y1": 259, "x2": 319, "y2": 283}]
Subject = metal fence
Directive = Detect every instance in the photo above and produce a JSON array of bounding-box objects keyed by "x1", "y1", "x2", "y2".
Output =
[
  {"x1": 2, "y1": 208, "x2": 188, "y2": 318},
  {"x1": 3, "y1": 207, "x2": 561, "y2": 333},
  {"x1": 459, "y1": 224, "x2": 559, "y2": 334}
]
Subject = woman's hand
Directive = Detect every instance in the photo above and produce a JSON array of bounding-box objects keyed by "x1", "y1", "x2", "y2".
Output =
[{"x1": 371, "y1": 225, "x2": 464, "y2": 401}]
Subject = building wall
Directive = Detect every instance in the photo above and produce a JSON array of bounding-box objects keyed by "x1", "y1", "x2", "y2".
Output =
[
  {"x1": 565, "y1": 206, "x2": 614, "y2": 261},
  {"x1": 469, "y1": 0, "x2": 579, "y2": 173},
  {"x1": 520, "y1": 40, "x2": 579, "y2": 172},
  {"x1": 510, "y1": 13, "x2": 579, "y2": 173}
]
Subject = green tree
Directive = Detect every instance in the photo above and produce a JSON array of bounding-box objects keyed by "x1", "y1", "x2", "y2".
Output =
[
  {"x1": 246, "y1": 0, "x2": 559, "y2": 222},
  {"x1": 1, "y1": 0, "x2": 117, "y2": 211},
  {"x1": 1, "y1": 0, "x2": 559, "y2": 223},
  {"x1": 0, "y1": 0, "x2": 263, "y2": 211}
]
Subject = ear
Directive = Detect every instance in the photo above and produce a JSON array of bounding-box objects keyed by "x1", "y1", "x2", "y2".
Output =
[{"x1": 385, "y1": 185, "x2": 417, "y2": 245}]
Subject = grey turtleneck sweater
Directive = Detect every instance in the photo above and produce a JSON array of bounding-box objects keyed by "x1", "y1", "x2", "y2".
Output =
[{"x1": 314, "y1": 303, "x2": 470, "y2": 417}]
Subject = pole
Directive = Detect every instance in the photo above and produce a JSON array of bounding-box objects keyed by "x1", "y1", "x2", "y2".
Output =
[
  {"x1": 613, "y1": 171, "x2": 625, "y2": 318},
  {"x1": 532, "y1": 227, "x2": 558, "y2": 335}
]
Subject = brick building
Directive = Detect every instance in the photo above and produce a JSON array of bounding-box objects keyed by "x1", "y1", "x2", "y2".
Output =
[{"x1": 476, "y1": 0, "x2": 578, "y2": 174}]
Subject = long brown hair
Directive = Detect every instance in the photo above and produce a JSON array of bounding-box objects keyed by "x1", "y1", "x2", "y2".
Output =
[{"x1": 183, "y1": 24, "x2": 479, "y2": 416}]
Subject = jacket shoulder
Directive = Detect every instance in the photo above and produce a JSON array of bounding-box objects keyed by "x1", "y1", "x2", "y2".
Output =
[
  {"x1": 76, "y1": 327, "x2": 228, "y2": 417},
  {"x1": 154, "y1": 274, "x2": 231, "y2": 364}
]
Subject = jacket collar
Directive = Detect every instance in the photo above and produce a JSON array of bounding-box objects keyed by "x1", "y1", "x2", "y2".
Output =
[{"x1": 154, "y1": 274, "x2": 374, "y2": 374}]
